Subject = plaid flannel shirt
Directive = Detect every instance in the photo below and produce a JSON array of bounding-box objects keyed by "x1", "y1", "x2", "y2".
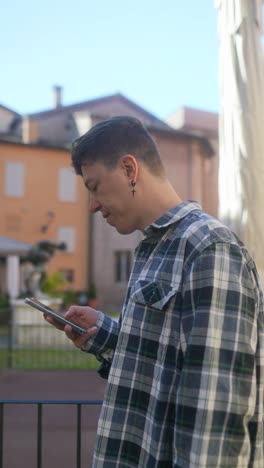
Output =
[{"x1": 86, "y1": 201, "x2": 264, "y2": 467}]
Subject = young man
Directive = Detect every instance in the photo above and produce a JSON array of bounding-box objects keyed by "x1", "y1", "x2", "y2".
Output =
[{"x1": 46, "y1": 116, "x2": 264, "y2": 467}]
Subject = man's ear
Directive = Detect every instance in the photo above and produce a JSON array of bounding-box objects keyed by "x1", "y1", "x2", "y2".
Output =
[{"x1": 120, "y1": 154, "x2": 138, "y2": 181}]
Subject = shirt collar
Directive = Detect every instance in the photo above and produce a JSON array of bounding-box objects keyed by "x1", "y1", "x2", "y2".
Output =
[{"x1": 143, "y1": 200, "x2": 202, "y2": 237}]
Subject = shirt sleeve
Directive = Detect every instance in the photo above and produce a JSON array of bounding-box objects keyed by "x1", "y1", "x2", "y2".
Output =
[
  {"x1": 82, "y1": 311, "x2": 120, "y2": 379},
  {"x1": 175, "y1": 241, "x2": 260, "y2": 467}
]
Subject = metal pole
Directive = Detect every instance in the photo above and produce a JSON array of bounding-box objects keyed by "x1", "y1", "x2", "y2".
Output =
[{"x1": 76, "y1": 403, "x2": 82, "y2": 468}]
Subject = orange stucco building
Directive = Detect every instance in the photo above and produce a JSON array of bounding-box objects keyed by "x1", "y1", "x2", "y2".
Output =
[{"x1": 0, "y1": 140, "x2": 89, "y2": 292}]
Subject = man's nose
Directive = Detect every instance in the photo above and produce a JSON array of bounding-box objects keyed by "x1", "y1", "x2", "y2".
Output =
[{"x1": 89, "y1": 196, "x2": 101, "y2": 214}]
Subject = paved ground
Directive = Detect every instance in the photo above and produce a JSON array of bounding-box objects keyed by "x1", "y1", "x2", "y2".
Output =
[{"x1": 0, "y1": 370, "x2": 107, "y2": 468}]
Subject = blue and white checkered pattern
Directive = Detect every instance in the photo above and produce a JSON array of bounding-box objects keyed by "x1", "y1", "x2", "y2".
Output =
[{"x1": 86, "y1": 201, "x2": 264, "y2": 467}]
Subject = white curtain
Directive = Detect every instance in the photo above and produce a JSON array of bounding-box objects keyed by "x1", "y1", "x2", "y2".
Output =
[{"x1": 216, "y1": 0, "x2": 264, "y2": 280}]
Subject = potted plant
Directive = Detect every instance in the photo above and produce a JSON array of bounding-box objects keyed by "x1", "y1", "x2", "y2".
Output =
[{"x1": 41, "y1": 271, "x2": 68, "y2": 298}]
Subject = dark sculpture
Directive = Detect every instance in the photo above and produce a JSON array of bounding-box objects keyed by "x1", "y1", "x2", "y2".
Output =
[{"x1": 23, "y1": 240, "x2": 66, "y2": 297}]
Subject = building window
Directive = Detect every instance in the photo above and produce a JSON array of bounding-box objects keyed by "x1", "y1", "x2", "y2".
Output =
[
  {"x1": 4, "y1": 162, "x2": 24, "y2": 197},
  {"x1": 115, "y1": 250, "x2": 132, "y2": 283},
  {"x1": 59, "y1": 269, "x2": 74, "y2": 283},
  {"x1": 57, "y1": 226, "x2": 76, "y2": 253},
  {"x1": 58, "y1": 168, "x2": 76, "y2": 201}
]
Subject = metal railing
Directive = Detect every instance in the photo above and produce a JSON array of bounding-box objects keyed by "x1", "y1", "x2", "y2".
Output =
[
  {"x1": 0, "y1": 320, "x2": 99, "y2": 370},
  {"x1": 0, "y1": 399, "x2": 103, "y2": 468}
]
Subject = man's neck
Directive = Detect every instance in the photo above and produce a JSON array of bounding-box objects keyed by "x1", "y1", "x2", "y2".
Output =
[{"x1": 138, "y1": 179, "x2": 182, "y2": 231}]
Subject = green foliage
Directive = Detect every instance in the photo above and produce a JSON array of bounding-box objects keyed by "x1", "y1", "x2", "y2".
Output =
[
  {"x1": 41, "y1": 271, "x2": 68, "y2": 297},
  {"x1": 0, "y1": 293, "x2": 9, "y2": 308},
  {"x1": 0, "y1": 294, "x2": 9, "y2": 315},
  {"x1": 0, "y1": 348, "x2": 99, "y2": 369},
  {"x1": 60, "y1": 289, "x2": 79, "y2": 307},
  {"x1": 0, "y1": 295, "x2": 10, "y2": 326}
]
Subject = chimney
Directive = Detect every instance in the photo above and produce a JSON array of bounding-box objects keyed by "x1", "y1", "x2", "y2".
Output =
[
  {"x1": 53, "y1": 85, "x2": 63, "y2": 108},
  {"x1": 22, "y1": 116, "x2": 39, "y2": 144}
]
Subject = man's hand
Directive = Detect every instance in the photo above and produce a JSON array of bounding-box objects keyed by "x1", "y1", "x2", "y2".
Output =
[{"x1": 44, "y1": 305, "x2": 99, "y2": 349}]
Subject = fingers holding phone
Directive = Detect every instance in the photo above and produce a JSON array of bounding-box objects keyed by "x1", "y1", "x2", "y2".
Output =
[
  {"x1": 44, "y1": 311, "x2": 97, "y2": 348},
  {"x1": 44, "y1": 313, "x2": 65, "y2": 331},
  {"x1": 25, "y1": 298, "x2": 99, "y2": 347},
  {"x1": 63, "y1": 305, "x2": 99, "y2": 349},
  {"x1": 65, "y1": 305, "x2": 99, "y2": 328},
  {"x1": 64, "y1": 322, "x2": 98, "y2": 349}
]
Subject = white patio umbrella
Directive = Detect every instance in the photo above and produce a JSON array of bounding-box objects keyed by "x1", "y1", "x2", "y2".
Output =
[{"x1": 215, "y1": 0, "x2": 264, "y2": 281}]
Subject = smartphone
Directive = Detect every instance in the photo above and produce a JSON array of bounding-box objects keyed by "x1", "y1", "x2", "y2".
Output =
[{"x1": 24, "y1": 297, "x2": 87, "y2": 335}]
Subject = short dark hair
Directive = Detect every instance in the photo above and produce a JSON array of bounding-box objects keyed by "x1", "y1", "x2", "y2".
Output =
[{"x1": 71, "y1": 115, "x2": 165, "y2": 176}]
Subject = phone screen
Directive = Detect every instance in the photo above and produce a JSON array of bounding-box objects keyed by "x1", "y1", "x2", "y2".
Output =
[{"x1": 24, "y1": 297, "x2": 87, "y2": 335}]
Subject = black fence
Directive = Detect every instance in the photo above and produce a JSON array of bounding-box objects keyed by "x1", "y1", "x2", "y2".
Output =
[
  {"x1": 0, "y1": 399, "x2": 103, "y2": 468},
  {"x1": 0, "y1": 308, "x2": 98, "y2": 370}
]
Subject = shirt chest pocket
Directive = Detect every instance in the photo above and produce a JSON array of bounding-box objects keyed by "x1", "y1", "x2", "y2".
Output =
[
  {"x1": 130, "y1": 280, "x2": 176, "y2": 311},
  {"x1": 122, "y1": 280, "x2": 179, "y2": 363}
]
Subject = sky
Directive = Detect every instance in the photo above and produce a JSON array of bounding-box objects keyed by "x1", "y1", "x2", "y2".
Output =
[{"x1": 1, "y1": 0, "x2": 219, "y2": 120}]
